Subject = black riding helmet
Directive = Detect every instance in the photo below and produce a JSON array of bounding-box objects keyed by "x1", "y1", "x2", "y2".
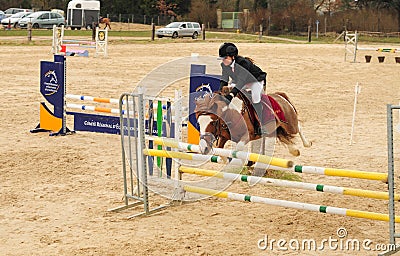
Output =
[{"x1": 219, "y1": 42, "x2": 238, "y2": 58}]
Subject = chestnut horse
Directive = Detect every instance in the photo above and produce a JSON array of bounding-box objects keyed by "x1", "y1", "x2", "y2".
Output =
[
  {"x1": 194, "y1": 88, "x2": 311, "y2": 157},
  {"x1": 99, "y1": 17, "x2": 111, "y2": 29}
]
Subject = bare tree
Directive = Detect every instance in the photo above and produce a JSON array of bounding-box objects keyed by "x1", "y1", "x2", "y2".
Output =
[
  {"x1": 156, "y1": 0, "x2": 179, "y2": 21},
  {"x1": 374, "y1": 0, "x2": 400, "y2": 31},
  {"x1": 188, "y1": 0, "x2": 217, "y2": 27}
]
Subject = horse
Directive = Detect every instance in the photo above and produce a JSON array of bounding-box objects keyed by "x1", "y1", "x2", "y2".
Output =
[
  {"x1": 194, "y1": 88, "x2": 312, "y2": 157},
  {"x1": 99, "y1": 17, "x2": 111, "y2": 30}
]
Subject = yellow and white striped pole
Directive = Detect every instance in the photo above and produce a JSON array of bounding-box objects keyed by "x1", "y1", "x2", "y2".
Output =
[
  {"x1": 148, "y1": 137, "x2": 293, "y2": 168},
  {"x1": 143, "y1": 149, "x2": 228, "y2": 164},
  {"x1": 292, "y1": 165, "x2": 387, "y2": 182},
  {"x1": 179, "y1": 166, "x2": 398, "y2": 201}
]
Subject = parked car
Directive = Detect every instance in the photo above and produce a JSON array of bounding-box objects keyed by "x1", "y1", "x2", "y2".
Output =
[
  {"x1": 18, "y1": 11, "x2": 65, "y2": 29},
  {"x1": 156, "y1": 22, "x2": 201, "y2": 39},
  {"x1": 1, "y1": 12, "x2": 31, "y2": 28},
  {"x1": 4, "y1": 8, "x2": 33, "y2": 17},
  {"x1": 0, "y1": 11, "x2": 6, "y2": 22}
]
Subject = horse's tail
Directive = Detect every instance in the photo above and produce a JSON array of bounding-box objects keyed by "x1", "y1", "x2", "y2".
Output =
[
  {"x1": 272, "y1": 91, "x2": 298, "y2": 144},
  {"x1": 274, "y1": 91, "x2": 297, "y2": 114},
  {"x1": 276, "y1": 126, "x2": 296, "y2": 145}
]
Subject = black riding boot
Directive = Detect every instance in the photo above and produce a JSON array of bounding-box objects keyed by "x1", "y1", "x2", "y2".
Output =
[{"x1": 253, "y1": 102, "x2": 263, "y2": 135}]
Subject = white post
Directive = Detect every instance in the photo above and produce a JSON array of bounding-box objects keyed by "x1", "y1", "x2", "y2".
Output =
[
  {"x1": 396, "y1": 102, "x2": 400, "y2": 133},
  {"x1": 95, "y1": 27, "x2": 108, "y2": 57},
  {"x1": 344, "y1": 31, "x2": 358, "y2": 62},
  {"x1": 350, "y1": 82, "x2": 360, "y2": 145},
  {"x1": 52, "y1": 25, "x2": 64, "y2": 55},
  {"x1": 174, "y1": 90, "x2": 182, "y2": 182}
]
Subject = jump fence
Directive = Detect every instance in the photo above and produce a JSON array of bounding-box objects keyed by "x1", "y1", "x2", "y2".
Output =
[
  {"x1": 51, "y1": 25, "x2": 108, "y2": 57},
  {"x1": 345, "y1": 31, "x2": 400, "y2": 63}
]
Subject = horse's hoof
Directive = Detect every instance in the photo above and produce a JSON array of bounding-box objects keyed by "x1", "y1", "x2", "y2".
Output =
[
  {"x1": 220, "y1": 156, "x2": 228, "y2": 163},
  {"x1": 236, "y1": 141, "x2": 245, "y2": 151},
  {"x1": 290, "y1": 149, "x2": 300, "y2": 156}
]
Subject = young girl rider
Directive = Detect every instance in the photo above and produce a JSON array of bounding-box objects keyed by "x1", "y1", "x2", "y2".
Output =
[{"x1": 218, "y1": 42, "x2": 267, "y2": 135}]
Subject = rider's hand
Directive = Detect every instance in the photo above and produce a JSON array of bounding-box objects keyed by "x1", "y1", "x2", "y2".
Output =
[{"x1": 225, "y1": 94, "x2": 233, "y2": 102}]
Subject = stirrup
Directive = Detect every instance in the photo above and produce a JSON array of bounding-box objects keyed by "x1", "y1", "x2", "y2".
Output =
[
  {"x1": 255, "y1": 127, "x2": 269, "y2": 136},
  {"x1": 254, "y1": 125, "x2": 264, "y2": 136}
]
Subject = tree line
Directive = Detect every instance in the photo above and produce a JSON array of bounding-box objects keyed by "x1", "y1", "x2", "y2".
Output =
[{"x1": 1, "y1": 0, "x2": 399, "y2": 32}]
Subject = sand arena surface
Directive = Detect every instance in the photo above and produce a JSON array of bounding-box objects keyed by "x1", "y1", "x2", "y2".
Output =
[{"x1": 1, "y1": 35, "x2": 400, "y2": 255}]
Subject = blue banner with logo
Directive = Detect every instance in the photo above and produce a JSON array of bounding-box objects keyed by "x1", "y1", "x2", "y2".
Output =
[
  {"x1": 40, "y1": 59, "x2": 65, "y2": 118},
  {"x1": 188, "y1": 64, "x2": 220, "y2": 144},
  {"x1": 69, "y1": 112, "x2": 175, "y2": 136}
]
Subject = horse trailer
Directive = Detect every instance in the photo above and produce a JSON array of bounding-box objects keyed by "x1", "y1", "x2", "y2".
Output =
[{"x1": 66, "y1": 0, "x2": 100, "y2": 30}]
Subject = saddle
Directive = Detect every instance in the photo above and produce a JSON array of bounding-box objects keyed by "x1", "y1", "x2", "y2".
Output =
[{"x1": 237, "y1": 90, "x2": 286, "y2": 129}]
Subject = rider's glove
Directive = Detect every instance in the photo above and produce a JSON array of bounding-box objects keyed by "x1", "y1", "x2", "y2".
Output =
[
  {"x1": 225, "y1": 87, "x2": 239, "y2": 102},
  {"x1": 225, "y1": 94, "x2": 233, "y2": 102},
  {"x1": 219, "y1": 80, "x2": 228, "y2": 91}
]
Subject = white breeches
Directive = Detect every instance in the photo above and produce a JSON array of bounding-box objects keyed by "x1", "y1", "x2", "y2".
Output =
[{"x1": 244, "y1": 81, "x2": 263, "y2": 104}]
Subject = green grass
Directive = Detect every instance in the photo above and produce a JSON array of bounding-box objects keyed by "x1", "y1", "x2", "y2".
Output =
[
  {"x1": 272, "y1": 33, "x2": 400, "y2": 44},
  {"x1": 241, "y1": 166, "x2": 302, "y2": 181},
  {"x1": 0, "y1": 29, "x2": 152, "y2": 37},
  {"x1": 0, "y1": 28, "x2": 399, "y2": 45},
  {"x1": 357, "y1": 35, "x2": 400, "y2": 44},
  {"x1": 0, "y1": 29, "x2": 53, "y2": 36}
]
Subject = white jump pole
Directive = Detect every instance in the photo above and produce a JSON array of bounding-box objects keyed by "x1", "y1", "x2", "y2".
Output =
[{"x1": 350, "y1": 82, "x2": 360, "y2": 145}]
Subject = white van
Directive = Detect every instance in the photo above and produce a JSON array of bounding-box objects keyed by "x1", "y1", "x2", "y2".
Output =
[
  {"x1": 4, "y1": 8, "x2": 33, "y2": 17},
  {"x1": 66, "y1": 0, "x2": 100, "y2": 30}
]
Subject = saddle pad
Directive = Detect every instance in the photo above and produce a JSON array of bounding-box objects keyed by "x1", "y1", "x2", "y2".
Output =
[{"x1": 262, "y1": 94, "x2": 286, "y2": 124}]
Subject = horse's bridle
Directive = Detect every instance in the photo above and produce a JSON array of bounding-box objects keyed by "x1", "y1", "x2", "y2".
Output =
[
  {"x1": 196, "y1": 92, "x2": 231, "y2": 147},
  {"x1": 198, "y1": 114, "x2": 230, "y2": 148}
]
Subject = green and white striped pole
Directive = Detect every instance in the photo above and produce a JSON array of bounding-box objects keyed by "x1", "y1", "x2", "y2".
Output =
[{"x1": 183, "y1": 185, "x2": 400, "y2": 223}]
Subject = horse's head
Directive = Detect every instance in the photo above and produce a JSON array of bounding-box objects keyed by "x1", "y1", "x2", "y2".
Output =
[
  {"x1": 99, "y1": 17, "x2": 111, "y2": 29},
  {"x1": 194, "y1": 91, "x2": 230, "y2": 154}
]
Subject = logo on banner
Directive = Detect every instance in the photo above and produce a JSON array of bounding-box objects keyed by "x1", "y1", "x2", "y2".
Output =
[
  {"x1": 43, "y1": 70, "x2": 60, "y2": 96},
  {"x1": 98, "y1": 31, "x2": 106, "y2": 41}
]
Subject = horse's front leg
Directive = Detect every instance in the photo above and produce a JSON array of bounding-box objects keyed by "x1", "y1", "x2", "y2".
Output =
[
  {"x1": 216, "y1": 137, "x2": 228, "y2": 149},
  {"x1": 287, "y1": 144, "x2": 300, "y2": 156},
  {"x1": 235, "y1": 134, "x2": 250, "y2": 152},
  {"x1": 214, "y1": 137, "x2": 229, "y2": 163}
]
